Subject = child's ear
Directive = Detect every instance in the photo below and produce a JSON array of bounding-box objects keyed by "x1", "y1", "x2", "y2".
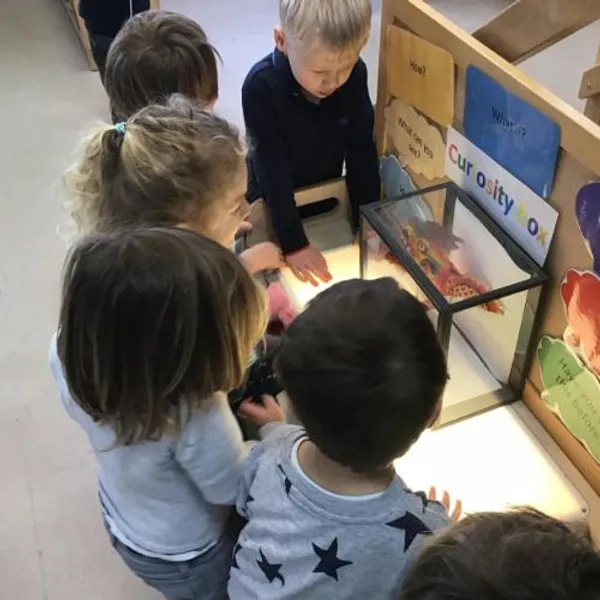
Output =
[
  {"x1": 427, "y1": 398, "x2": 443, "y2": 429},
  {"x1": 274, "y1": 27, "x2": 287, "y2": 53},
  {"x1": 204, "y1": 96, "x2": 217, "y2": 111}
]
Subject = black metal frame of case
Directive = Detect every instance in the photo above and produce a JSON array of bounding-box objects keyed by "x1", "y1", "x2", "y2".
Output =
[{"x1": 359, "y1": 181, "x2": 549, "y2": 427}]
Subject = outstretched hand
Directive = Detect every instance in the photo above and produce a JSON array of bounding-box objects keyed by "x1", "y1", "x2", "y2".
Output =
[
  {"x1": 428, "y1": 486, "x2": 462, "y2": 522},
  {"x1": 286, "y1": 245, "x2": 332, "y2": 287}
]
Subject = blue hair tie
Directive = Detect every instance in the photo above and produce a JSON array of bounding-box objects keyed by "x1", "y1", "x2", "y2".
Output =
[{"x1": 114, "y1": 122, "x2": 126, "y2": 135}]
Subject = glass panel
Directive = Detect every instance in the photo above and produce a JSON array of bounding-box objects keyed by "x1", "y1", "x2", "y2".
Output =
[
  {"x1": 369, "y1": 187, "x2": 537, "y2": 308},
  {"x1": 362, "y1": 218, "x2": 429, "y2": 305},
  {"x1": 359, "y1": 184, "x2": 548, "y2": 425}
]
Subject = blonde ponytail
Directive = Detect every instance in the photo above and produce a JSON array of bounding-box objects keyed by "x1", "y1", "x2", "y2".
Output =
[{"x1": 62, "y1": 94, "x2": 245, "y2": 236}]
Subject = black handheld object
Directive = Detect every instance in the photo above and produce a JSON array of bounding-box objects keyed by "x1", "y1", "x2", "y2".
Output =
[{"x1": 229, "y1": 340, "x2": 283, "y2": 408}]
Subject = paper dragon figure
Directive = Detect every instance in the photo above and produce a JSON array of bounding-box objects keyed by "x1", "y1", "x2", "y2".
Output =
[{"x1": 383, "y1": 219, "x2": 505, "y2": 314}]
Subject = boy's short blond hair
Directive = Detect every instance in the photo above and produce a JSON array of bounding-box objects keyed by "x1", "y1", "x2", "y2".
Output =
[{"x1": 279, "y1": 0, "x2": 372, "y2": 49}]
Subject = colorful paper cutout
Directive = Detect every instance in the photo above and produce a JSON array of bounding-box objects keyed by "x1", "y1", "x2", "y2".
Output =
[
  {"x1": 445, "y1": 128, "x2": 558, "y2": 266},
  {"x1": 575, "y1": 182, "x2": 600, "y2": 275},
  {"x1": 561, "y1": 269, "x2": 600, "y2": 379},
  {"x1": 385, "y1": 25, "x2": 455, "y2": 125},
  {"x1": 380, "y1": 154, "x2": 431, "y2": 221},
  {"x1": 537, "y1": 336, "x2": 600, "y2": 464},
  {"x1": 384, "y1": 98, "x2": 445, "y2": 180},
  {"x1": 464, "y1": 66, "x2": 560, "y2": 199}
]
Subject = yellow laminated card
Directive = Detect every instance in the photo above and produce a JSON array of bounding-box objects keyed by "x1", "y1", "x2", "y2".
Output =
[{"x1": 386, "y1": 25, "x2": 455, "y2": 126}]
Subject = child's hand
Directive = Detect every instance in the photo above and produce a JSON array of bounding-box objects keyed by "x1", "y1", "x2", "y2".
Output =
[
  {"x1": 239, "y1": 395, "x2": 285, "y2": 428},
  {"x1": 428, "y1": 486, "x2": 462, "y2": 522},
  {"x1": 237, "y1": 220, "x2": 253, "y2": 235},
  {"x1": 240, "y1": 242, "x2": 285, "y2": 274},
  {"x1": 286, "y1": 245, "x2": 332, "y2": 287}
]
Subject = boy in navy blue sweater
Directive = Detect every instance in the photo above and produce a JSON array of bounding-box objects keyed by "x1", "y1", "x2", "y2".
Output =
[{"x1": 243, "y1": 0, "x2": 381, "y2": 286}]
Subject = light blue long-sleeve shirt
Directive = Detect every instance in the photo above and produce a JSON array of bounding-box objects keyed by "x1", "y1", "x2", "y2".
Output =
[{"x1": 49, "y1": 335, "x2": 249, "y2": 559}]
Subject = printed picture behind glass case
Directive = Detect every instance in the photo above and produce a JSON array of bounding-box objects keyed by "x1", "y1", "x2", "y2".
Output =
[{"x1": 360, "y1": 182, "x2": 549, "y2": 426}]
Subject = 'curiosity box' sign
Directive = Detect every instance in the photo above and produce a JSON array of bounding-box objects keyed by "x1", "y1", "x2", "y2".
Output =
[{"x1": 445, "y1": 128, "x2": 558, "y2": 266}]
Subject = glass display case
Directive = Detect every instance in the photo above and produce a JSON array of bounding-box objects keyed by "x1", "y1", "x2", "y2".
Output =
[{"x1": 359, "y1": 182, "x2": 549, "y2": 426}]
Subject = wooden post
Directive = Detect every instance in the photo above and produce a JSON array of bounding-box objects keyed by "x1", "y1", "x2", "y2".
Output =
[
  {"x1": 580, "y1": 46, "x2": 600, "y2": 124},
  {"x1": 473, "y1": 0, "x2": 600, "y2": 65}
]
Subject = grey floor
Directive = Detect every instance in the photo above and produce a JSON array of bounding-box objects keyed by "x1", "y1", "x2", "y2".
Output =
[{"x1": 0, "y1": 0, "x2": 598, "y2": 598}]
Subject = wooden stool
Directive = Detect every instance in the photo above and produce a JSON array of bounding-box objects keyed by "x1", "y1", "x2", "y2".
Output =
[{"x1": 247, "y1": 177, "x2": 352, "y2": 250}]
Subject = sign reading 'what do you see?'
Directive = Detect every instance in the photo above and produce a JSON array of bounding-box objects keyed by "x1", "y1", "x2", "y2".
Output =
[{"x1": 445, "y1": 128, "x2": 558, "y2": 266}]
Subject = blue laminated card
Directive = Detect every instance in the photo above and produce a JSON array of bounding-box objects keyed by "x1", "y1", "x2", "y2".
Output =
[{"x1": 464, "y1": 66, "x2": 560, "y2": 198}]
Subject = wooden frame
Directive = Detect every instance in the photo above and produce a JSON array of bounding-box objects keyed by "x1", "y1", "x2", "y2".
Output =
[
  {"x1": 472, "y1": 0, "x2": 600, "y2": 65},
  {"x1": 376, "y1": 0, "x2": 600, "y2": 493}
]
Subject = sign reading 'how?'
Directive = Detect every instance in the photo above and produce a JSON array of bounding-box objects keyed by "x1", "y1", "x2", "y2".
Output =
[
  {"x1": 385, "y1": 25, "x2": 455, "y2": 125},
  {"x1": 445, "y1": 128, "x2": 558, "y2": 266}
]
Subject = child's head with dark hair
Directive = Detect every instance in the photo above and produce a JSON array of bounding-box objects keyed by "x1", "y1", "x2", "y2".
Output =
[
  {"x1": 63, "y1": 94, "x2": 247, "y2": 247},
  {"x1": 57, "y1": 227, "x2": 266, "y2": 446},
  {"x1": 105, "y1": 10, "x2": 220, "y2": 119},
  {"x1": 275, "y1": 278, "x2": 448, "y2": 473},
  {"x1": 400, "y1": 507, "x2": 600, "y2": 600}
]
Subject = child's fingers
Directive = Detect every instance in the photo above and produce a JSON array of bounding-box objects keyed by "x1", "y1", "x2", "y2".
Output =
[
  {"x1": 451, "y1": 499, "x2": 463, "y2": 522},
  {"x1": 427, "y1": 486, "x2": 437, "y2": 501},
  {"x1": 442, "y1": 490, "x2": 451, "y2": 512},
  {"x1": 261, "y1": 395, "x2": 278, "y2": 407},
  {"x1": 237, "y1": 221, "x2": 253, "y2": 233},
  {"x1": 261, "y1": 396, "x2": 286, "y2": 421},
  {"x1": 300, "y1": 267, "x2": 319, "y2": 287}
]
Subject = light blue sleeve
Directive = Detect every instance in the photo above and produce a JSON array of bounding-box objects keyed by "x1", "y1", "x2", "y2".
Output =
[
  {"x1": 48, "y1": 332, "x2": 76, "y2": 419},
  {"x1": 175, "y1": 393, "x2": 249, "y2": 506},
  {"x1": 236, "y1": 424, "x2": 301, "y2": 518}
]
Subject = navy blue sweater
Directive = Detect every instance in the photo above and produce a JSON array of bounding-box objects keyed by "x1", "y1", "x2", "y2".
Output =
[
  {"x1": 78, "y1": 0, "x2": 149, "y2": 37},
  {"x1": 243, "y1": 50, "x2": 381, "y2": 255}
]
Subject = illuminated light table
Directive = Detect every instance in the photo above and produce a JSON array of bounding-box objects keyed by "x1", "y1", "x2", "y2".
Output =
[{"x1": 279, "y1": 244, "x2": 589, "y2": 521}]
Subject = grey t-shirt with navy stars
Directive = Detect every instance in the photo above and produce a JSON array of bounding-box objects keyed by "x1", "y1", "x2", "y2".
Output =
[{"x1": 228, "y1": 424, "x2": 450, "y2": 600}]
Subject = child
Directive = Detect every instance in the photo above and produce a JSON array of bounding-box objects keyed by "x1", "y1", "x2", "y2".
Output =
[
  {"x1": 103, "y1": 10, "x2": 283, "y2": 285},
  {"x1": 63, "y1": 94, "x2": 282, "y2": 274},
  {"x1": 78, "y1": 0, "x2": 149, "y2": 87},
  {"x1": 229, "y1": 278, "x2": 457, "y2": 599},
  {"x1": 400, "y1": 507, "x2": 600, "y2": 600},
  {"x1": 49, "y1": 227, "x2": 268, "y2": 600},
  {"x1": 62, "y1": 94, "x2": 284, "y2": 433},
  {"x1": 104, "y1": 9, "x2": 220, "y2": 120},
  {"x1": 243, "y1": 0, "x2": 381, "y2": 286}
]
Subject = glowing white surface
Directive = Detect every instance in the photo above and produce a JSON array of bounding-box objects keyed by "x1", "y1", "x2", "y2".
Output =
[
  {"x1": 280, "y1": 244, "x2": 588, "y2": 521},
  {"x1": 280, "y1": 244, "x2": 501, "y2": 409},
  {"x1": 395, "y1": 405, "x2": 587, "y2": 521}
]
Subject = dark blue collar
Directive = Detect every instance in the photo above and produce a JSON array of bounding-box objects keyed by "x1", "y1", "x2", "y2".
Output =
[{"x1": 272, "y1": 48, "x2": 302, "y2": 94}]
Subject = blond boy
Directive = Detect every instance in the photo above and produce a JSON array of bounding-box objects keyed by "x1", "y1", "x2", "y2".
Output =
[{"x1": 243, "y1": 0, "x2": 380, "y2": 286}]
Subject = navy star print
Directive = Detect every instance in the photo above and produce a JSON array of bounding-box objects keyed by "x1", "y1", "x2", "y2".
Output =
[
  {"x1": 257, "y1": 549, "x2": 285, "y2": 586},
  {"x1": 231, "y1": 543, "x2": 242, "y2": 569},
  {"x1": 277, "y1": 464, "x2": 292, "y2": 495},
  {"x1": 387, "y1": 512, "x2": 432, "y2": 551},
  {"x1": 312, "y1": 537, "x2": 353, "y2": 581}
]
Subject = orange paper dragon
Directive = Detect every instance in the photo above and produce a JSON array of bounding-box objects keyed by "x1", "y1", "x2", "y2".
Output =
[{"x1": 386, "y1": 220, "x2": 504, "y2": 314}]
